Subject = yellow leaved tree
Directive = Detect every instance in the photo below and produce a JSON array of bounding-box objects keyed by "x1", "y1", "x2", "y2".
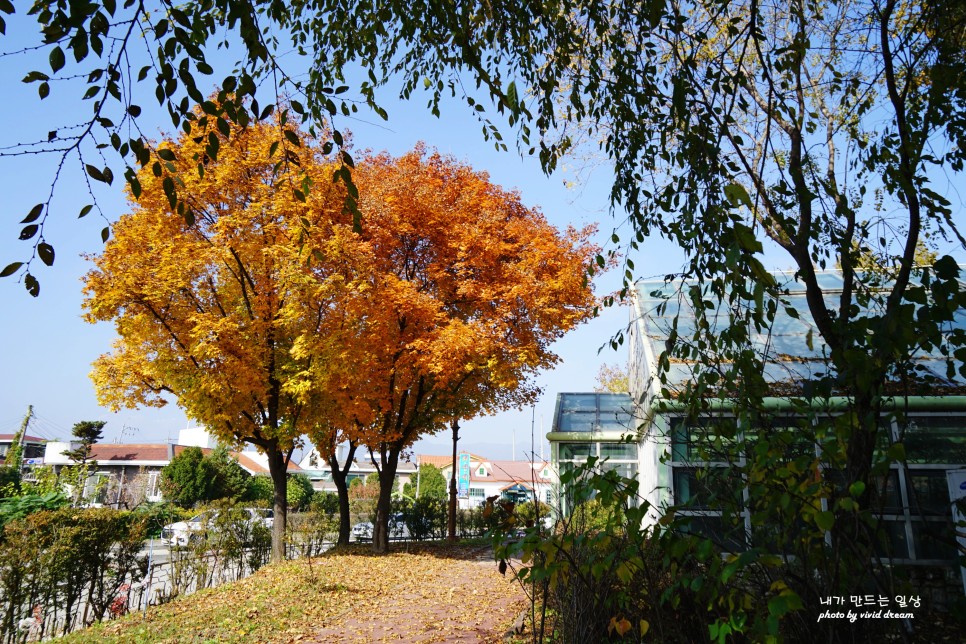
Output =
[{"x1": 83, "y1": 111, "x2": 347, "y2": 562}]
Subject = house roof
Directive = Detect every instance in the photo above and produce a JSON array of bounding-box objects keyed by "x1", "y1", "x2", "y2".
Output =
[
  {"x1": 633, "y1": 270, "x2": 966, "y2": 396},
  {"x1": 84, "y1": 443, "x2": 301, "y2": 473},
  {"x1": 419, "y1": 453, "x2": 488, "y2": 470},
  {"x1": 90, "y1": 443, "x2": 176, "y2": 462},
  {"x1": 0, "y1": 434, "x2": 46, "y2": 444},
  {"x1": 471, "y1": 460, "x2": 552, "y2": 484}
]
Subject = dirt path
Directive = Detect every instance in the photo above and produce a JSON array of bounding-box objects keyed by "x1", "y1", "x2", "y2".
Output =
[{"x1": 308, "y1": 546, "x2": 527, "y2": 643}]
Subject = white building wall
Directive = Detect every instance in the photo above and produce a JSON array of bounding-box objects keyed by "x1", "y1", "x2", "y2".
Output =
[{"x1": 177, "y1": 427, "x2": 218, "y2": 448}]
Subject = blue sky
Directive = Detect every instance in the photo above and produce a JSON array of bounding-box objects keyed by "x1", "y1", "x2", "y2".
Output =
[{"x1": 0, "y1": 14, "x2": 677, "y2": 461}]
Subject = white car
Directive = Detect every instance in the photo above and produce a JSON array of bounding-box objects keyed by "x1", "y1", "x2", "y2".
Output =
[
  {"x1": 162, "y1": 508, "x2": 274, "y2": 546},
  {"x1": 351, "y1": 514, "x2": 407, "y2": 541}
]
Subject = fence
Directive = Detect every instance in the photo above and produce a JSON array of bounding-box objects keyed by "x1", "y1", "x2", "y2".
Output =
[
  {"x1": 0, "y1": 507, "x2": 333, "y2": 643},
  {"x1": 0, "y1": 503, "x2": 487, "y2": 642}
]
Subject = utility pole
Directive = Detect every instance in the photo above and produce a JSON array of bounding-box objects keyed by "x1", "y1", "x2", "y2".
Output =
[
  {"x1": 448, "y1": 419, "x2": 459, "y2": 541},
  {"x1": 4, "y1": 405, "x2": 33, "y2": 469}
]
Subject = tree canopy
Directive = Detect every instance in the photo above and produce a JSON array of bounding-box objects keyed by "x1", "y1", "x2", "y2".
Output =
[
  {"x1": 82, "y1": 113, "x2": 344, "y2": 560},
  {"x1": 403, "y1": 464, "x2": 447, "y2": 500},
  {"x1": 299, "y1": 146, "x2": 598, "y2": 551}
]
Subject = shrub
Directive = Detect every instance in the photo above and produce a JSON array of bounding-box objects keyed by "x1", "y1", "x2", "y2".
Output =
[
  {"x1": 0, "y1": 507, "x2": 146, "y2": 638},
  {"x1": 244, "y1": 475, "x2": 274, "y2": 505},
  {"x1": 286, "y1": 473, "x2": 315, "y2": 511},
  {"x1": 394, "y1": 496, "x2": 446, "y2": 541},
  {"x1": 0, "y1": 491, "x2": 68, "y2": 533}
]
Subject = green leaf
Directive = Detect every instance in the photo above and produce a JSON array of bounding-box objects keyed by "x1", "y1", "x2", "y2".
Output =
[
  {"x1": 49, "y1": 46, "x2": 65, "y2": 73},
  {"x1": 129, "y1": 175, "x2": 142, "y2": 199},
  {"x1": 162, "y1": 176, "x2": 176, "y2": 208},
  {"x1": 37, "y1": 242, "x2": 55, "y2": 267},
  {"x1": 886, "y1": 443, "x2": 906, "y2": 462},
  {"x1": 38, "y1": 82, "x2": 49, "y2": 99},
  {"x1": 934, "y1": 255, "x2": 959, "y2": 279},
  {"x1": 0, "y1": 262, "x2": 22, "y2": 278},
  {"x1": 506, "y1": 80, "x2": 519, "y2": 112},
  {"x1": 78, "y1": 204, "x2": 93, "y2": 218},
  {"x1": 19, "y1": 225, "x2": 38, "y2": 240},
  {"x1": 157, "y1": 148, "x2": 176, "y2": 161},
  {"x1": 86, "y1": 164, "x2": 105, "y2": 182},
  {"x1": 283, "y1": 129, "x2": 300, "y2": 146},
  {"x1": 101, "y1": 227, "x2": 110, "y2": 243},
  {"x1": 814, "y1": 510, "x2": 834, "y2": 531},
  {"x1": 724, "y1": 183, "x2": 753, "y2": 209},
  {"x1": 24, "y1": 273, "x2": 39, "y2": 297},
  {"x1": 731, "y1": 222, "x2": 762, "y2": 253},
  {"x1": 848, "y1": 481, "x2": 865, "y2": 497},
  {"x1": 22, "y1": 204, "x2": 44, "y2": 224}
]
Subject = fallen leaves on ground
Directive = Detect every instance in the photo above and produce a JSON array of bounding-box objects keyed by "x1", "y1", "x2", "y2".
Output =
[{"x1": 62, "y1": 542, "x2": 526, "y2": 643}]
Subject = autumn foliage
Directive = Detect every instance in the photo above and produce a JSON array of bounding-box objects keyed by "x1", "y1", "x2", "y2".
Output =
[
  {"x1": 83, "y1": 113, "x2": 340, "y2": 561},
  {"x1": 84, "y1": 108, "x2": 598, "y2": 555}
]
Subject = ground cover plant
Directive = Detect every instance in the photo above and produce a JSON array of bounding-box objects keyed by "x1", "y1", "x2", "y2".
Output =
[{"x1": 58, "y1": 542, "x2": 525, "y2": 644}]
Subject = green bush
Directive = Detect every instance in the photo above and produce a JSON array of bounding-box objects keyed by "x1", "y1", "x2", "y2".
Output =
[
  {"x1": 309, "y1": 491, "x2": 338, "y2": 515},
  {"x1": 0, "y1": 466, "x2": 20, "y2": 498},
  {"x1": 0, "y1": 507, "x2": 146, "y2": 638},
  {"x1": 161, "y1": 446, "x2": 251, "y2": 508},
  {"x1": 394, "y1": 496, "x2": 446, "y2": 541},
  {"x1": 286, "y1": 473, "x2": 314, "y2": 511},
  {"x1": 0, "y1": 491, "x2": 68, "y2": 533},
  {"x1": 402, "y1": 464, "x2": 447, "y2": 500},
  {"x1": 491, "y1": 462, "x2": 705, "y2": 643},
  {"x1": 515, "y1": 500, "x2": 552, "y2": 528},
  {"x1": 244, "y1": 475, "x2": 274, "y2": 505}
]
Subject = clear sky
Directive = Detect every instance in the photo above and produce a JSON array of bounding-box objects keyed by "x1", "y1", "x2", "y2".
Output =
[{"x1": 0, "y1": 13, "x2": 681, "y2": 461}]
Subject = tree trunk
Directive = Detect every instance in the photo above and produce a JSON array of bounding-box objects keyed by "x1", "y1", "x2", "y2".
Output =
[
  {"x1": 448, "y1": 420, "x2": 459, "y2": 541},
  {"x1": 266, "y1": 446, "x2": 289, "y2": 563},
  {"x1": 372, "y1": 447, "x2": 400, "y2": 554},
  {"x1": 327, "y1": 442, "x2": 357, "y2": 546}
]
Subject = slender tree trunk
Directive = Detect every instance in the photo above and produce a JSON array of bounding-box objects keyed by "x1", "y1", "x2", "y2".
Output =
[
  {"x1": 372, "y1": 448, "x2": 400, "y2": 554},
  {"x1": 448, "y1": 419, "x2": 459, "y2": 541},
  {"x1": 326, "y1": 442, "x2": 357, "y2": 546},
  {"x1": 266, "y1": 446, "x2": 289, "y2": 563}
]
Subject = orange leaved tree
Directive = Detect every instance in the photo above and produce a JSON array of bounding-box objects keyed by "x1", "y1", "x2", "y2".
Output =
[
  {"x1": 299, "y1": 147, "x2": 600, "y2": 553},
  {"x1": 83, "y1": 113, "x2": 347, "y2": 562}
]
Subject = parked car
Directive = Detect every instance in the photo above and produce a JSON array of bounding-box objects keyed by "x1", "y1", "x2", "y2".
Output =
[
  {"x1": 351, "y1": 513, "x2": 407, "y2": 541},
  {"x1": 161, "y1": 508, "x2": 273, "y2": 546}
]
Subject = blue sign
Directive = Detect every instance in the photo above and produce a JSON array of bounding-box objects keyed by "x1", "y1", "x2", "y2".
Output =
[{"x1": 457, "y1": 452, "x2": 471, "y2": 498}]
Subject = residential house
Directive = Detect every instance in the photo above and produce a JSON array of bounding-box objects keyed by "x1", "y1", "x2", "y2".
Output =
[
  {"x1": 0, "y1": 433, "x2": 46, "y2": 464},
  {"x1": 42, "y1": 427, "x2": 302, "y2": 507},
  {"x1": 298, "y1": 446, "x2": 417, "y2": 494},
  {"x1": 424, "y1": 453, "x2": 555, "y2": 509}
]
